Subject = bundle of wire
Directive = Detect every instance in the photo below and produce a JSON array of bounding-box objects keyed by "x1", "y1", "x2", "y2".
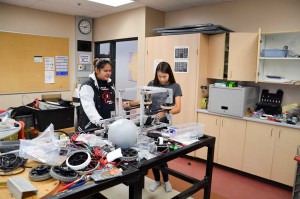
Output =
[{"x1": 0, "y1": 153, "x2": 27, "y2": 176}]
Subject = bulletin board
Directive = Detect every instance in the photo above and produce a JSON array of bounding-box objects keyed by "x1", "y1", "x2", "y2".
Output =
[{"x1": 0, "y1": 31, "x2": 70, "y2": 94}]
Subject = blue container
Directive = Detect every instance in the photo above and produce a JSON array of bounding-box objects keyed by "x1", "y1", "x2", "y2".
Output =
[{"x1": 262, "y1": 49, "x2": 288, "y2": 57}]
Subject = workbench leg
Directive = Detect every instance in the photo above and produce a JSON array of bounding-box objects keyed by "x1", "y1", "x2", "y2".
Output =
[
  {"x1": 129, "y1": 176, "x2": 144, "y2": 199},
  {"x1": 204, "y1": 144, "x2": 215, "y2": 199}
]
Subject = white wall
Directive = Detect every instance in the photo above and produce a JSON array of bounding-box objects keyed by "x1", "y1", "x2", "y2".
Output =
[
  {"x1": 0, "y1": 3, "x2": 75, "y2": 110},
  {"x1": 165, "y1": 0, "x2": 300, "y2": 106},
  {"x1": 165, "y1": 0, "x2": 300, "y2": 32}
]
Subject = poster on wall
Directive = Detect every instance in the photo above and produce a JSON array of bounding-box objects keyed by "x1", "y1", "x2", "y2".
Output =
[
  {"x1": 45, "y1": 57, "x2": 54, "y2": 70},
  {"x1": 45, "y1": 71, "x2": 55, "y2": 83},
  {"x1": 174, "y1": 60, "x2": 188, "y2": 73},
  {"x1": 174, "y1": 46, "x2": 189, "y2": 73},
  {"x1": 55, "y1": 56, "x2": 68, "y2": 76},
  {"x1": 79, "y1": 54, "x2": 90, "y2": 64},
  {"x1": 174, "y1": 46, "x2": 189, "y2": 59}
]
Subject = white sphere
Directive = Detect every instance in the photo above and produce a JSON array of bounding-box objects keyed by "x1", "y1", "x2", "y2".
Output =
[{"x1": 108, "y1": 119, "x2": 138, "y2": 149}]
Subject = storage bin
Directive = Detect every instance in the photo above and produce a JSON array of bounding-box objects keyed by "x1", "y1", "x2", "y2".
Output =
[
  {"x1": 167, "y1": 122, "x2": 204, "y2": 138},
  {"x1": 262, "y1": 49, "x2": 288, "y2": 57},
  {"x1": 24, "y1": 106, "x2": 74, "y2": 132},
  {"x1": 14, "y1": 114, "x2": 34, "y2": 130}
]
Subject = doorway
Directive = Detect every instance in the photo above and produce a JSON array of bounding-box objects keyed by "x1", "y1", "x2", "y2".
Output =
[{"x1": 95, "y1": 38, "x2": 138, "y2": 101}]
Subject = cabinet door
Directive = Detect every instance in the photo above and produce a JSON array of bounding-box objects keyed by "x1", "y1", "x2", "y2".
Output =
[
  {"x1": 196, "y1": 113, "x2": 220, "y2": 162},
  {"x1": 242, "y1": 122, "x2": 275, "y2": 179},
  {"x1": 207, "y1": 33, "x2": 226, "y2": 79},
  {"x1": 218, "y1": 117, "x2": 246, "y2": 170},
  {"x1": 145, "y1": 34, "x2": 199, "y2": 125},
  {"x1": 271, "y1": 127, "x2": 300, "y2": 186},
  {"x1": 228, "y1": 33, "x2": 258, "y2": 81}
]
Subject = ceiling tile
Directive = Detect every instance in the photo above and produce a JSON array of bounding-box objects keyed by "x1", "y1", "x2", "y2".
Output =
[{"x1": 1, "y1": 0, "x2": 234, "y2": 18}]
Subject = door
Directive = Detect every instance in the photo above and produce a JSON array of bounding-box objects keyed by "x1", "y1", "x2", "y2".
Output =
[
  {"x1": 207, "y1": 33, "x2": 226, "y2": 79},
  {"x1": 196, "y1": 113, "x2": 220, "y2": 162},
  {"x1": 228, "y1": 33, "x2": 258, "y2": 81},
  {"x1": 115, "y1": 40, "x2": 138, "y2": 101},
  {"x1": 218, "y1": 117, "x2": 246, "y2": 170},
  {"x1": 271, "y1": 126, "x2": 300, "y2": 186},
  {"x1": 242, "y1": 121, "x2": 275, "y2": 178}
]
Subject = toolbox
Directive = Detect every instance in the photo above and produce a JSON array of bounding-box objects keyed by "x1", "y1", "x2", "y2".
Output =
[{"x1": 255, "y1": 89, "x2": 283, "y2": 115}]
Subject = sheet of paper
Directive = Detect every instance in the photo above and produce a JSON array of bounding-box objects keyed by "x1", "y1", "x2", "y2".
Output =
[
  {"x1": 45, "y1": 71, "x2": 55, "y2": 83},
  {"x1": 45, "y1": 57, "x2": 54, "y2": 70},
  {"x1": 106, "y1": 148, "x2": 123, "y2": 162},
  {"x1": 34, "y1": 56, "x2": 43, "y2": 62}
]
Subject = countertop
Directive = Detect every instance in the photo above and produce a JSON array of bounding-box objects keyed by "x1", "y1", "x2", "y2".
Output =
[{"x1": 197, "y1": 109, "x2": 300, "y2": 130}]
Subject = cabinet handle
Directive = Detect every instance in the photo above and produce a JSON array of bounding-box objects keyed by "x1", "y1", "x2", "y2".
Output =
[
  {"x1": 221, "y1": 119, "x2": 224, "y2": 127},
  {"x1": 271, "y1": 128, "x2": 273, "y2": 137},
  {"x1": 279, "y1": 129, "x2": 281, "y2": 138},
  {"x1": 216, "y1": 118, "x2": 218, "y2": 126}
]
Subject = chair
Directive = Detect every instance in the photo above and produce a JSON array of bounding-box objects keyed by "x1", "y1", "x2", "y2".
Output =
[{"x1": 18, "y1": 121, "x2": 25, "y2": 139}]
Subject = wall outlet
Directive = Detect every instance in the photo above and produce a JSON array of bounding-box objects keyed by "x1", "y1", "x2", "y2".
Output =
[{"x1": 78, "y1": 65, "x2": 83, "y2": 71}]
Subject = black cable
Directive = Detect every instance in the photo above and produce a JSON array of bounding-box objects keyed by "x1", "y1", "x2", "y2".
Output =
[{"x1": 0, "y1": 166, "x2": 25, "y2": 176}]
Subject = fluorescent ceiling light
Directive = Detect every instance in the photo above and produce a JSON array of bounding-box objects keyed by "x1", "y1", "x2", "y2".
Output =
[{"x1": 88, "y1": 0, "x2": 134, "y2": 7}]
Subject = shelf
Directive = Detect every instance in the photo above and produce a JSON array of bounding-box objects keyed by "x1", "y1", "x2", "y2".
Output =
[
  {"x1": 257, "y1": 80, "x2": 300, "y2": 85},
  {"x1": 260, "y1": 57, "x2": 300, "y2": 60}
]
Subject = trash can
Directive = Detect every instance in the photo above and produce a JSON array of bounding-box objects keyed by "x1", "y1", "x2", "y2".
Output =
[{"x1": 292, "y1": 146, "x2": 300, "y2": 199}]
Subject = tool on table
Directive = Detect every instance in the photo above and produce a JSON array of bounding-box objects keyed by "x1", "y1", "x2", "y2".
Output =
[
  {"x1": 58, "y1": 175, "x2": 91, "y2": 192},
  {"x1": 67, "y1": 175, "x2": 91, "y2": 190}
]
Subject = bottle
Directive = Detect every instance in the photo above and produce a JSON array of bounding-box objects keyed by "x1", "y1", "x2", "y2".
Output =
[
  {"x1": 282, "y1": 111, "x2": 288, "y2": 122},
  {"x1": 200, "y1": 85, "x2": 208, "y2": 109}
]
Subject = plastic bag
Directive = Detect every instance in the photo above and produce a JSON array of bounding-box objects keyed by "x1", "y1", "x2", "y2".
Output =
[{"x1": 18, "y1": 123, "x2": 71, "y2": 165}]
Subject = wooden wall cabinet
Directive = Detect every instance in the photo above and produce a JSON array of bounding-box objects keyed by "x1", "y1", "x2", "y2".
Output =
[
  {"x1": 240, "y1": 121, "x2": 300, "y2": 186},
  {"x1": 207, "y1": 33, "x2": 258, "y2": 81},
  {"x1": 196, "y1": 113, "x2": 247, "y2": 170},
  {"x1": 145, "y1": 34, "x2": 209, "y2": 125},
  {"x1": 207, "y1": 33, "x2": 226, "y2": 79},
  {"x1": 227, "y1": 33, "x2": 258, "y2": 81}
]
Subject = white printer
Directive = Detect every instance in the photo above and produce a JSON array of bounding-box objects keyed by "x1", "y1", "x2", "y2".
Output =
[{"x1": 208, "y1": 84, "x2": 259, "y2": 117}]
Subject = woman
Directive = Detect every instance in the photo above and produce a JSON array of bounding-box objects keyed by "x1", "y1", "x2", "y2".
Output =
[
  {"x1": 78, "y1": 59, "x2": 115, "y2": 131},
  {"x1": 124, "y1": 61, "x2": 182, "y2": 192}
]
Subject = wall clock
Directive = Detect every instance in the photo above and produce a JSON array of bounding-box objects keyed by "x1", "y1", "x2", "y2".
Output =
[{"x1": 78, "y1": 19, "x2": 91, "y2": 35}]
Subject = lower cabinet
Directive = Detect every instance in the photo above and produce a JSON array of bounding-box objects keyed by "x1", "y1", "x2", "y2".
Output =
[
  {"x1": 217, "y1": 117, "x2": 246, "y2": 170},
  {"x1": 242, "y1": 122, "x2": 276, "y2": 179},
  {"x1": 197, "y1": 112, "x2": 300, "y2": 186},
  {"x1": 196, "y1": 113, "x2": 247, "y2": 170},
  {"x1": 196, "y1": 113, "x2": 220, "y2": 162},
  {"x1": 243, "y1": 121, "x2": 300, "y2": 186},
  {"x1": 271, "y1": 126, "x2": 300, "y2": 186}
]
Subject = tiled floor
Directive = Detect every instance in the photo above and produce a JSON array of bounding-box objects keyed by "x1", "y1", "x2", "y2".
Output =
[{"x1": 147, "y1": 157, "x2": 292, "y2": 199}]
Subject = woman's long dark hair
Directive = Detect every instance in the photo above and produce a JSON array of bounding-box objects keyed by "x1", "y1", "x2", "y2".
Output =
[
  {"x1": 93, "y1": 58, "x2": 112, "y2": 70},
  {"x1": 153, "y1": 62, "x2": 176, "y2": 85}
]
